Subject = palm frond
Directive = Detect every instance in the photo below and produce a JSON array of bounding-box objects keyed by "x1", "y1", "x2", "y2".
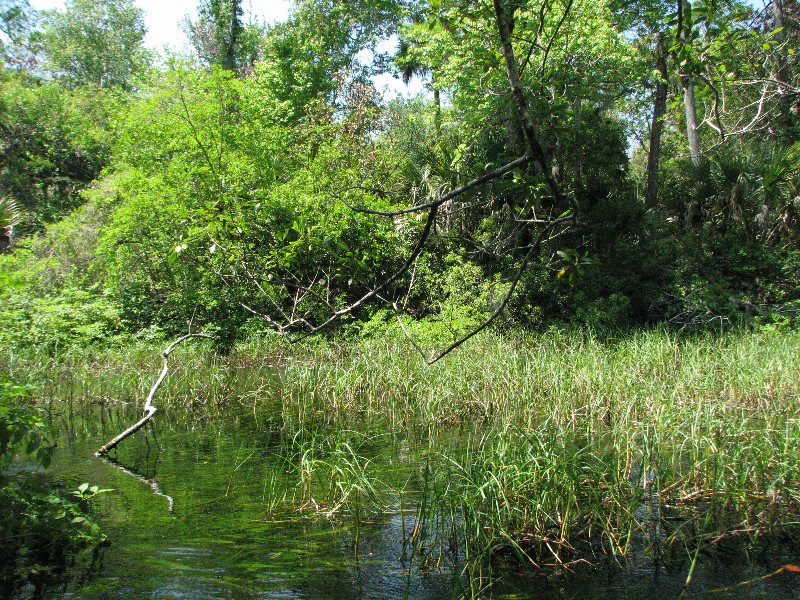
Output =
[{"x1": 0, "y1": 197, "x2": 24, "y2": 229}]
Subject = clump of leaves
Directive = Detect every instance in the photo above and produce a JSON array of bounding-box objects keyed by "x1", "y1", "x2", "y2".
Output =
[
  {"x1": 0, "y1": 372, "x2": 111, "y2": 598},
  {"x1": 0, "y1": 372, "x2": 55, "y2": 472}
]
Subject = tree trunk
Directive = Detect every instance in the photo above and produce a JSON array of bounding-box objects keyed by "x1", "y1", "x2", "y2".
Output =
[
  {"x1": 492, "y1": 0, "x2": 565, "y2": 206},
  {"x1": 774, "y1": 0, "x2": 786, "y2": 29},
  {"x1": 772, "y1": 0, "x2": 799, "y2": 141},
  {"x1": 432, "y1": 71, "x2": 441, "y2": 135},
  {"x1": 645, "y1": 33, "x2": 669, "y2": 207},
  {"x1": 573, "y1": 96, "x2": 583, "y2": 198},
  {"x1": 675, "y1": 0, "x2": 703, "y2": 166},
  {"x1": 220, "y1": 0, "x2": 243, "y2": 72},
  {"x1": 682, "y1": 74, "x2": 703, "y2": 166}
]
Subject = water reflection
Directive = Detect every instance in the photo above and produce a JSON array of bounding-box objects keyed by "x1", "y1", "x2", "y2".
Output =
[{"x1": 47, "y1": 401, "x2": 800, "y2": 600}]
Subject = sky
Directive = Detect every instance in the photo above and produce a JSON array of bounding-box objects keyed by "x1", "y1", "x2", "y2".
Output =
[
  {"x1": 26, "y1": 0, "x2": 423, "y2": 97},
  {"x1": 28, "y1": 0, "x2": 293, "y2": 52}
]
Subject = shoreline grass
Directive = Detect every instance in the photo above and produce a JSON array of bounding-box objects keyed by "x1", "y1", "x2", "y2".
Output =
[{"x1": 5, "y1": 326, "x2": 800, "y2": 576}]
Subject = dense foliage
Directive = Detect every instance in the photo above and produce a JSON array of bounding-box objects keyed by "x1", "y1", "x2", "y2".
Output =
[
  {"x1": 0, "y1": 0, "x2": 798, "y2": 350},
  {"x1": 2, "y1": 0, "x2": 800, "y2": 593}
]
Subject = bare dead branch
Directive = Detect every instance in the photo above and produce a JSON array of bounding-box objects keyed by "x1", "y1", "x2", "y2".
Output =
[
  {"x1": 333, "y1": 154, "x2": 532, "y2": 217},
  {"x1": 393, "y1": 215, "x2": 573, "y2": 364},
  {"x1": 96, "y1": 333, "x2": 214, "y2": 455},
  {"x1": 291, "y1": 202, "x2": 441, "y2": 341},
  {"x1": 695, "y1": 71, "x2": 725, "y2": 140}
]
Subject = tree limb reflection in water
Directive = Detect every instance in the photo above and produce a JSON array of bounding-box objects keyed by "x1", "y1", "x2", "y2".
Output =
[{"x1": 97, "y1": 452, "x2": 175, "y2": 515}]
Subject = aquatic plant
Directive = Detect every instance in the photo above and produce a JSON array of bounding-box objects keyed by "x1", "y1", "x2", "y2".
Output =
[
  {"x1": 7, "y1": 327, "x2": 800, "y2": 589},
  {"x1": 0, "y1": 372, "x2": 110, "y2": 597}
]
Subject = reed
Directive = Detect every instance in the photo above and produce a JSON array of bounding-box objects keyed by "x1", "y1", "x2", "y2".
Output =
[
  {"x1": 272, "y1": 327, "x2": 800, "y2": 567},
  {"x1": 7, "y1": 326, "x2": 800, "y2": 576}
]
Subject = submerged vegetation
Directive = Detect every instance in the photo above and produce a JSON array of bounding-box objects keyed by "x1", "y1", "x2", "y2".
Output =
[
  {"x1": 6, "y1": 327, "x2": 800, "y2": 595},
  {"x1": 0, "y1": 372, "x2": 109, "y2": 598}
]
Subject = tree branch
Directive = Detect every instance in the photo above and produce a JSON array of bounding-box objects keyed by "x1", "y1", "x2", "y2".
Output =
[
  {"x1": 96, "y1": 333, "x2": 214, "y2": 455},
  {"x1": 291, "y1": 202, "x2": 440, "y2": 341},
  {"x1": 333, "y1": 153, "x2": 532, "y2": 217},
  {"x1": 393, "y1": 215, "x2": 573, "y2": 364}
]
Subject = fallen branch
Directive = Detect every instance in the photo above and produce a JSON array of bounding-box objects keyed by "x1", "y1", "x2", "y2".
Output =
[{"x1": 96, "y1": 333, "x2": 214, "y2": 456}]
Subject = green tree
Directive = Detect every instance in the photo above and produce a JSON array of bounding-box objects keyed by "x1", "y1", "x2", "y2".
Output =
[
  {"x1": 256, "y1": 0, "x2": 406, "y2": 122},
  {"x1": 395, "y1": 35, "x2": 441, "y2": 127},
  {"x1": 0, "y1": 0, "x2": 39, "y2": 69},
  {"x1": 610, "y1": 0, "x2": 674, "y2": 206},
  {"x1": 186, "y1": 0, "x2": 264, "y2": 74},
  {"x1": 0, "y1": 72, "x2": 122, "y2": 227},
  {"x1": 40, "y1": 0, "x2": 149, "y2": 88}
]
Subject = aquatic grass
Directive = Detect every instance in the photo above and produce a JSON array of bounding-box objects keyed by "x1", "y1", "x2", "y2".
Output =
[
  {"x1": 9, "y1": 326, "x2": 800, "y2": 427},
  {"x1": 278, "y1": 428, "x2": 392, "y2": 519},
  {"x1": 3, "y1": 336, "x2": 286, "y2": 413},
  {"x1": 433, "y1": 423, "x2": 645, "y2": 566},
  {"x1": 7, "y1": 326, "x2": 800, "y2": 582},
  {"x1": 273, "y1": 328, "x2": 800, "y2": 431}
]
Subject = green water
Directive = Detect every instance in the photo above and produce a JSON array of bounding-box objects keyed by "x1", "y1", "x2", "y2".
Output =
[{"x1": 36, "y1": 399, "x2": 800, "y2": 599}]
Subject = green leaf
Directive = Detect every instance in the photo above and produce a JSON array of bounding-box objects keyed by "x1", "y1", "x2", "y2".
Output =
[{"x1": 77, "y1": 483, "x2": 89, "y2": 494}]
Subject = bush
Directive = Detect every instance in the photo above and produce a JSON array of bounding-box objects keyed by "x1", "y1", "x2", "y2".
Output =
[{"x1": 0, "y1": 286, "x2": 123, "y2": 352}]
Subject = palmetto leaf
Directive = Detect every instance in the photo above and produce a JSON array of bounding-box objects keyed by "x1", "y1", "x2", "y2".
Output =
[{"x1": 0, "y1": 197, "x2": 24, "y2": 229}]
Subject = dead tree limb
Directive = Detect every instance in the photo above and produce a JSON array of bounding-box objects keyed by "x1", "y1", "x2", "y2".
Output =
[
  {"x1": 96, "y1": 333, "x2": 214, "y2": 456},
  {"x1": 391, "y1": 214, "x2": 573, "y2": 364}
]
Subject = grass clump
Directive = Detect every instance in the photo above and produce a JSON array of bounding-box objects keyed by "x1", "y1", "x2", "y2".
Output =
[{"x1": 273, "y1": 327, "x2": 800, "y2": 566}]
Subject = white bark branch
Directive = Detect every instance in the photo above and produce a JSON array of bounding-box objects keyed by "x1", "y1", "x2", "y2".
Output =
[{"x1": 96, "y1": 333, "x2": 214, "y2": 456}]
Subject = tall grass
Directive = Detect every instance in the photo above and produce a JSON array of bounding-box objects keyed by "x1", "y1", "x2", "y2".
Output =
[
  {"x1": 268, "y1": 327, "x2": 800, "y2": 567},
  {"x1": 6, "y1": 326, "x2": 800, "y2": 575},
  {"x1": 3, "y1": 334, "x2": 287, "y2": 409}
]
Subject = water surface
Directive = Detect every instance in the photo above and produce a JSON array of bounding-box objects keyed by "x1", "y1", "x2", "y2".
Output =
[{"x1": 42, "y1": 399, "x2": 800, "y2": 600}]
